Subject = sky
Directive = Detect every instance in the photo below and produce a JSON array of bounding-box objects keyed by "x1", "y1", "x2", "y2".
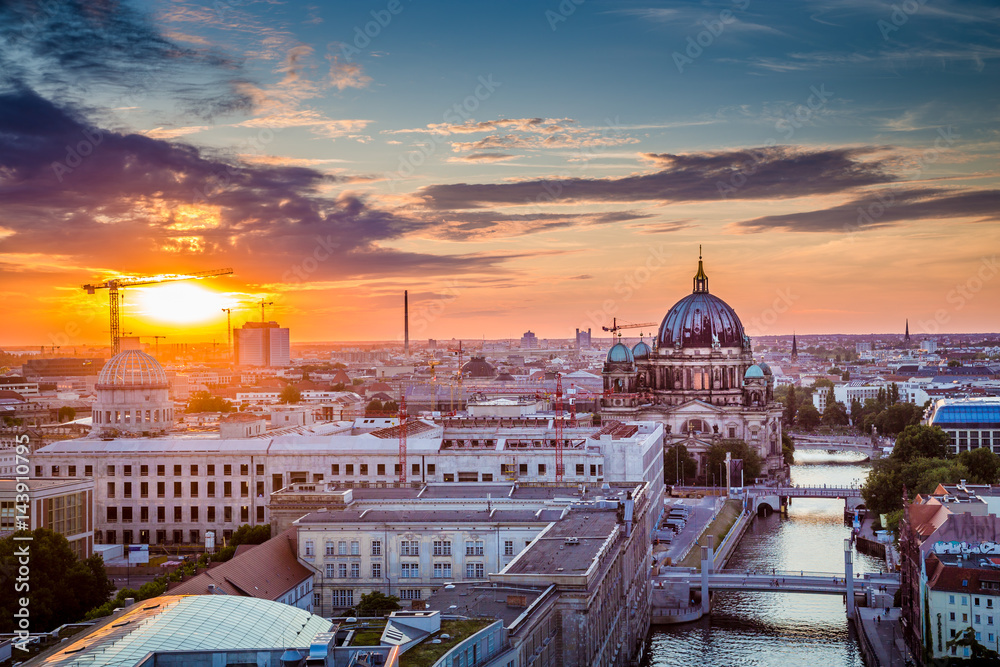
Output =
[{"x1": 1, "y1": 0, "x2": 998, "y2": 348}]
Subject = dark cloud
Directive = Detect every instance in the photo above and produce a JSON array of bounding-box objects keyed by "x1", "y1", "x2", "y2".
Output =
[
  {"x1": 418, "y1": 146, "x2": 896, "y2": 209},
  {"x1": 734, "y1": 188, "x2": 1000, "y2": 233},
  {"x1": 419, "y1": 210, "x2": 653, "y2": 241},
  {"x1": 0, "y1": 88, "x2": 511, "y2": 281}
]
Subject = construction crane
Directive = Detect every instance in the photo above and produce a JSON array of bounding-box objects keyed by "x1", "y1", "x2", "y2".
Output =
[
  {"x1": 398, "y1": 396, "x2": 407, "y2": 484},
  {"x1": 141, "y1": 335, "x2": 167, "y2": 356},
  {"x1": 602, "y1": 318, "x2": 658, "y2": 338},
  {"x1": 83, "y1": 268, "x2": 233, "y2": 354},
  {"x1": 257, "y1": 299, "x2": 274, "y2": 323},
  {"x1": 554, "y1": 374, "x2": 564, "y2": 482},
  {"x1": 447, "y1": 341, "x2": 465, "y2": 385},
  {"x1": 221, "y1": 308, "x2": 234, "y2": 360}
]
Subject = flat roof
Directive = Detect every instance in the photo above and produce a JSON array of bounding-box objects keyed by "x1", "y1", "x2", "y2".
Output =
[
  {"x1": 423, "y1": 583, "x2": 551, "y2": 626},
  {"x1": 504, "y1": 510, "x2": 619, "y2": 576}
]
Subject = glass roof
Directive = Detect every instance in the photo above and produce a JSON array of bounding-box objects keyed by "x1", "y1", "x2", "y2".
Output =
[
  {"x1": 931, "y1": 404, "x2": 1000, "y2": 425},
  {"x1": 39, "y1": 596, "x2": 331, "y2": 666}
]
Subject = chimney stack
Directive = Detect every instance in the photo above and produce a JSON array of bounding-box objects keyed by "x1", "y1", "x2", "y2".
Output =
[{"x1": 404, "y1": 290, "x2": 410, "y2": 356}]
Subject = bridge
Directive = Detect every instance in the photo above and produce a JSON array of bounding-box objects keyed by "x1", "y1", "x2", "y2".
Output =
[
  {"x1": 789, "y1": 433, "x2": 891, "y2": 458},
  {"x1": 654, "y1": 569, "x2": 899, "y2": 596},
  {"x1": 670, "y1": 484, "x2": 866, "y2": 514}
]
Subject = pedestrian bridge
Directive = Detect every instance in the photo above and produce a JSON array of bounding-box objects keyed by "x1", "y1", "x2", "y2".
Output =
[
  {"x1": 653, "y1": 569, "x2": 899, "y2": 596},
  {"x1": 670, "y1": 485, "x2": 866, "y2": 514}
]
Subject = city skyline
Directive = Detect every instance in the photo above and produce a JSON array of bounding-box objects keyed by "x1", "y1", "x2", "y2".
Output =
[{"x1": 2, "y1": 0, "x2": 999, "y2": 346}]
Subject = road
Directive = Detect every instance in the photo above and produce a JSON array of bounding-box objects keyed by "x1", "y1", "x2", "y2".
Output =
[{"x1": 656, "y1": 495, "x2": 722, "y2": 565}]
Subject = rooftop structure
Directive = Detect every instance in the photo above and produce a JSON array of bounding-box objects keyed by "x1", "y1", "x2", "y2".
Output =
[{"x1": 926, "y1": 396, "x2": 1000, "y2": 454}]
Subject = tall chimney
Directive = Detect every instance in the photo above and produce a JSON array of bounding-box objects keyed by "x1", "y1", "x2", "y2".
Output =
[{"x1": 404, "y1": 290, "x2": 410, "y2": 356}]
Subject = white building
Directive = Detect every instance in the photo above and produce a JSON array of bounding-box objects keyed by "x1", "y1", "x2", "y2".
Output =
[
  {"x1": 927, "y1": 397, "x2": 1000, "y2": 454},
  {"x1": 90, "y1": 340, "x2": 173, "y2": 437},
  {"x1": 234, "y1": 321, "x2": 290, "y2": 367}
]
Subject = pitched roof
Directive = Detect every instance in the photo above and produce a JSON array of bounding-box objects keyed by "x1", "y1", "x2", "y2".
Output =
[
  {"x1": 920, "y1": 513, "x2": 1000, "y2": 558},
  {"x1": 926, "y1": 553, "x2": 1000, "y2": 595},
  {"x1": 908, "y1": 502, "x2": 951, "y2": 539},
  {"x1": 168, "y1": 527, "x2": 311, "y2": 601}
]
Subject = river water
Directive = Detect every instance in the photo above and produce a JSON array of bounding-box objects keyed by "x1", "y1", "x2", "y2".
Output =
[{"x1": 646, "y1": 451, "x2": 884, "y2": 667}]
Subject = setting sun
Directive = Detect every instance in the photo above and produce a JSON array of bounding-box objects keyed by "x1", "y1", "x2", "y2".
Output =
[{"x1": 133, "y1": 283, "x2": 235, "y2": 324}]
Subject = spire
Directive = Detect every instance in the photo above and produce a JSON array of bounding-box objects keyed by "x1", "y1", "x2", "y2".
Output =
[
  {"x1": 904, "y1": 319, "x2": 910, "y2": 342},
  {"x1": 693, "y1": 245, "x2": 709, "y2": 293},
  {"x1": 791, "y1": 332, "x2": 798, "y2": 359}
]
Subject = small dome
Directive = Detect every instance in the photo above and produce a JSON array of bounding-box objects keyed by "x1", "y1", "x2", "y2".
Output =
[
  {"x1": 607, "y1": 343, "x2": 634, "y2": 364},
  {"x1": 744, "y1": 364, "x2": 765, "y2": 379},
  {"x1": 758, "y1": 361, "x2": 772, "y2": 375},
  {"x1": 461, "y1": 356, "x2": 497, "y2": 379},
  {"x1": 632, "y1": 341, "x2": 652, "y2": 360},
  {"x1": 97, "y1": 349, "x2": 168, "y2": 388}
]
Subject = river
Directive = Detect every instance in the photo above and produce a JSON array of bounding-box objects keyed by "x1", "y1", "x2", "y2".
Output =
[{"x1": 646, "y1": 451, "x2": 884, "y2": 667}]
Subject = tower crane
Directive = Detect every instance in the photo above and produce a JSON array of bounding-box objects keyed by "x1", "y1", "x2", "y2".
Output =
[
  {"x1": 602, "y1": 318, "x2": 658, "y2": 338},
  {"x1": 83, "y1": 268, "x2": 233, "y2": 355}
]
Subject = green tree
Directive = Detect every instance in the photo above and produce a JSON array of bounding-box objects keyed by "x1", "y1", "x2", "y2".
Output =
[
  {"x1": 230, "y1": 524, "x2": 271, "y2": 547},
  {"x1": 382, "y1": 400, "x2": 400, "y2": 415},
  {"x1": 947, "y1": 627, "x2": 1000, "y2": 661},
  {"x1": 891, "y1": 425, "x2": 951, "y2": 463},
  {"x1": 842, "y1": 370, "x2": 850, "y2": 381},
  {"x1": 783, "y1": 385, "x2": 797, "y2": 426},
  {"x1": 279, "y1": 385, "x2": 301, "y2": 404},
  {"x1": 948, "y1": 359, "x2": 962, "y2": 367},
  {"x1": 185, "y1": 390, "x2": 234, "y2": 413},
  {"x1": 781, "y1": 433, "x2": 796, "y2": 466},
  {"x1": 365, "y1": 399, "x2": 384, "y2": 415},
  {"x1": 707, "y1": 440, "x2": 762, "y2": 483},
  {"x1": 57, "y1": 405, "x2": 76, "y2": 422},
  {"x1": 957, "y1": 447, "x2": 1000, "y2": 485},
  {"x1": 354, "y1": 591, "x2": 402, "y2": 616},
  {"x1": 812, "y1": 378, "x2": 835, "y2": 390},
  {"x1": 822, "y1": 400, "x2": 850, "y2": 427},
  {"x1": 797, "y1": 402, "x2": 821, "y2": 431},
  {"x1": 352, "y1": 378, "x2": 364, "y2": 385},
  {"x1": 873, "y1": 402, "x2": 923, "y2": 436},
  {"x1": 0, "y1": 529, "x2": 114, "y2": 632},
  {"x1": 664, "y1": 444, "x2": 698, "y2": 485}
]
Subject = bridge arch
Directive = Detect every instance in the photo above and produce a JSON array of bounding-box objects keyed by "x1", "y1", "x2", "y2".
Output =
[{"x1": 757, "y1": 501, "x2": 776, "y2": 516}]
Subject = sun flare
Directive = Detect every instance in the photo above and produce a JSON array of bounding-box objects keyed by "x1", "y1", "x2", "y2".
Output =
[{"x1": 133, "y1": 283, "x2": 235, "y2": 324}]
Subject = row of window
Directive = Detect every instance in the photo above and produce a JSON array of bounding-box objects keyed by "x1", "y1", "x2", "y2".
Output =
[
  {"x1": 105, "y1": 480, "x2": 261, "y2": 499},
  {"x1": 100, "y1": 528, "x2": 229, "y2": 545},
  {"x1": 40, "y1": 463, "x2": 264, "y2": 478},
  {"x1": 92, "y1": 408, "x2": 171, "y2": 425},
  {"x1": 313, "y1": 588, "x2": 423, "y2": 609},
  {"x1": 305, "y1": 538, "x2": 495, "y2": 558},
  {"x1": 948, "y1": 611, "x2": 996, "y2": 625},
  {"x1": 947, "y1": 594, "x2": 997, "y2": 608},
  {"x1": 105, "y1": 505, "x2": 263, "y2": 524}
]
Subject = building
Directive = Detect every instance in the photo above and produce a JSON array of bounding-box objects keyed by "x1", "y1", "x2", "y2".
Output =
[
  {"x1": 168, "y1": 527, "x2": 315, "y2": 611},
  {"x1": 925, "y1": 552, "x2": 1000, "y2": 661},
  {"x1": 521, "y1": 330, "x2": 539, "y2": 349},
  {"x1": 575, "y1": 328, "x2": 592, "y2": 350},
  {"x1": 0, "y1": 477, "x2": 95, "y2": 558},
  {"x1": 926, "y1": 397, "x2": 1000, "y2": 454},
  {"x1": 0, "y1": 377, "x2": 40, "y2": 396},
  {"x1": 90, "y1": 341, "x2": 173, "y2": 437},
  {"x1": 600, "y1": 253, "x2": 785, "y2": 477},
  {"x1": 234, "y1": 321, "x2": 290, "y2": 367},
  {"x1": 32, "y1": 418, "x2": 664, "y2": 548},
  {"x1": 22, "y1": 358, "x2": 103, "y2": 379},
  {"x1": 922, "y1": 339, "x2": 939, "y2": 353}
]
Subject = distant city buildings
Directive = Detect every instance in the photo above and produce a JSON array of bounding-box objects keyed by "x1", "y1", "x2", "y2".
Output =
[
  {"x1": 234, "y1": 321, "x2": 290, "y2": 367},
  {"x1": 575, "y1": 327, "x2": 592, "y2": 349},
  {"x1": 521, "y1": 330, "x2": 539, "y2": 349}
]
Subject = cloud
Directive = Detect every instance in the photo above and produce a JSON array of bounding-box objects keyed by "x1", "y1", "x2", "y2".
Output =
[
  {"x1": 327, "y1": 54, "x2": 372, "y2": 90},
  {"x1": 446, "y1": 153, "x2": 521, "y2": 163},
  {"x1": 387, "y1": 117, "x2": 574, "y2": 135},
  {"x1": 412, "y1": 210, "x2": 653, "y2": 242},
  {"x1": 733, "y1": 187, "x2": 1000, "y2": 233},
  {"x1": 418, "y1": 146, "x2": 897, "y2": 209}
]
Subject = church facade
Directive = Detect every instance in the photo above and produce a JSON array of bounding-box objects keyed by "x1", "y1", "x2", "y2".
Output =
[{"x1": 600, "y1": 255, "x2": 785, "y2": 481}]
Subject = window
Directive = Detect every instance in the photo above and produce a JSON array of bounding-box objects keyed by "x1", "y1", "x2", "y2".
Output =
[
  {"x1": 963, "y1": 597, "x2": 969, "y2": 606},
  {"x1": 976, "y1": 615, "x2": 982, "y2": 624},
  {"x1": 123, "y1": 465, "x2": 132, "y2": 477},
  {"x1": 207, "y1": 506, "x2": 215, "y2": 522},
  {"x1": 224, "y1": 481, "x2": 232, "y2": 498},
  {"x1": 427, "y1": 464, "x2": 435, "y2": 475},
  {"x1": 106, "y1": 507, "x2": 118, "y2": 523},
  {"x1": 377, "y1": 464, "x2": 386, "y2": 476},
  {"x1": 241, "y1": 464, "x2": 249, "y2": 476},
  {"x1": 504, "y1": 540, "x2": 515, "y2": 556},
  {"x1": 313, "y1": 591, "x2": 321, "y2": 607},
  {"x1": 174, "y1": 507, "x2": 182, "y2": 522},
  {"x1": 466, "y1": 563, "x2": 485, "y2": 578},
  {"x1": 331, "y1": 464, "x2": 340, "y2": 475},
  {"x1": 325, "y1": 541, "x2": 335, "y2": 556},
  {"x1": 256, "y1": 464, "x2": 264, "y2": 475},
  {"x1": 140, "y1": 482, "x2": 149, "y2": 498},
  {"x1": 482, "y1": 473, "x2": 493, "y2": 482},
  {"x1": 140, "y1": 465, "x2": 148, "y2": 476},
  {"x1": 950, "y1": 595, "x2": 956, "y2": 605},
  {"x1": 976, "y1": 597, "x2": 981, "y2": 606},
  {"x1": 190, "y1": 482, "x2": 199, "y2": 498},
  {"x1": 190, "y1": 465, "x2": 198, "y2": 476},
  {"x1": 345, "y1": 464, "x2": 354, "y2": 476},
  {"x1": 325, "y1": 564, "x2": 335, "y2": 577},
  {"x1": 241, "y1": 481, "x2": 249, "y2": 498},
  {"x1": 372, "y1": 540, "x2": 382, "y2": 556},
  {"x1": 107, "y1": 465, "x2": 115, "y2": 476},
  {"x1": 157, "y1": 507, "x2": 165, "y2": 523},
  {"x1": 224, "y1": 506, "x2": 232, "y2": 522},
  {"x1": 963, "y1": 613, "x2": 969, "y2": 622},
  {"x1": 207, "y1": 481, "x2": 215, "y2": 498},
  {"x1": 305, "y1": 540, "x2": 315, "y2": 557},
  {"x1": 85, "y1": 465, "x2": 93, "y2": 477},
  {"x1": 331, "y1": 590, "x2": 353, "y2": 608},
  {"x1": 372, "y1": 562, "x2": 382, "y2": 578},
  {"x1": 224, "y1": 464, "x2": 232, "y2": 476},
  {"x1": 191, "y1": 506, "x2": 199, "y2": 521},
  {"x1": 207, "y1": 464, "x2": 215, "y2": 475},
  {"x1": 433, "y1": 563, "x2": 452, "y2": 578},
  {"x1": 401, "y1": 540, "x2": 420, "y2": 556},
  {"x1": 173, "y1": 481, "x2": 182, "y2": 498},
  {"x1": 338, "y1": 563, "x2": 348, "y2": 578},
  {"x1": 140, "y1": 507, "x2": 149, "y2": 522},
  {"x1": 123, "y1": 482, "x2": 132, "y2": 498},
  {"x1": 50, "y1": 465, "x2": 60, "y2": 477},
  {"x1": 518, "y1": 463, "x2": 528, "y2": 475},
  {"x1": 576, "y1": 463, "x2": 585, "y2": 476},
  {"x1": 173, "y1": 464, "x2": 181, "y2": 476},
  {"x1": 157, "y1": 465, "x2": 165, "y2": 476},
  {"x1": 466, "y1": 540, "x2": 484, "y2": 556},
  {"x1": 350, "y1": 563, "x2": 360, "y2": 578},
  {"x1": 241, "y1": 506, "x2": 249, "y2": 523},
  {"x1": 990, "y1": 616, "x2": 995, "y2": 625},
  {"x1": 360, "y1": 464, "x2": 368, "y2": 476},
  {"x1": 122, "y1": 507, "x2": 132, "y2": 523},
  {"x1": 107, "y1": 482, "x2": 115, "y2": 498},
  {"x1": 412, "y1": 463, "x2": 420, "y2": 476},
  {"x1": 399, "y1": 589, "x2": 421, "y2": 600},
  {"x1": 433, "y1": 540, "x2": 452, "y2": 556},
  {"x1": 401, "y1": 563, "x2": 419, "y2": 578},
  {"x1": 338, "y1": 540, "x2": 348, "y2": 555},
  {"x1": 538, "y1": 463, "x2": 546, "y2": 475},
  {"x1": 443, "y1": 473, "x2": 454, "y2": 482},
  {"x1": 351, "y1": 540, "x2": 360, "y2": 555}
]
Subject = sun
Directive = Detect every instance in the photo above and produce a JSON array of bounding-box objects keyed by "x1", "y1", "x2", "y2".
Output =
[{"x1": 133, "y1": 283, "x2": 234, "y2": 324}]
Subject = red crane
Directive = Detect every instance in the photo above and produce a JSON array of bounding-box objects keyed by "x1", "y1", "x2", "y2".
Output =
[
  {"x1": 398, "y1": 396, "x2": 407, "y2": 484},
  {"x1": 554, "y1": 374, "x2": 564, "y2": 482}
]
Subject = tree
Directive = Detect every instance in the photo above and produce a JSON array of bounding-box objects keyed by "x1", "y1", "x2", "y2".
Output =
[
  {"x1": 812, "y1": 378, "x2": 834, "y2": 390},
  {"x1": 57, "y1": 406, "x2": 76, "y2": 422},
  {"x1": 185, "y1": 390, "x2": 234, "y2": 413},
  {"x1": 873, "y1": 402, "x2": 923, "y2": 436},
  {"x1": 947, "y1": 627, "x2": 1000, "y2": 661},
  {"x1": 365, "y1": 399, "x2": 384, "y2": 415},
  {"x1": 354, "y1": 591, "x2": 401, "y2": 616},
  {"x1": 948, "y1": 359, "x2": 962, "y2": 367},
  {"x1": 706, "y1": 440, "x2": 762, "y2": 483},
  {"x1": 891, "y1": 425, "x2": 951, "y2": 463},
  {"x1": 827, "y1": 367, "x2": 842, "y2": 375},
  {"x1": 822, "y1": 400, "x2": 850, "y2": 427},
  {"x1": 230, "y1": 524, "x2": 271, "y2": 547},
  {"x1": 797, "y1": 402, "x2": 821, "y2": 431},
  {"x1": 781, "y1": 433, "x2": 795, "y2": 466},
  {"x1": 664, "y1": 444, "x2": 698, "y2": 485},
  {"x1": 842, "y1": 371, "x2": 850, "y2": 381},
  {"x1": 957, "y1": 447, "x2": 1000, "y2": 485},
  {"x1": 0, "y1": 529, "x2": 114, "y2": 632},
  {"x1": 783, "y1": 385, "x2": 797, "y2": 426},
  {"x1": 382, "y1": 400, "x2": 399, "y2": 415},
  {"x1": 279, "y1": 385, "x2": 301, "y2": 404}
]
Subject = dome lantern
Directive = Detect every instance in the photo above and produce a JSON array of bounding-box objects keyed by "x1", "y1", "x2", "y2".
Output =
[{"x1": 693, "y1": 245, "x2": 709, "y2": 294}]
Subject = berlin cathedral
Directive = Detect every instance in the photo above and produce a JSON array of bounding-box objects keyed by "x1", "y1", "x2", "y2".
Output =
[{"x1": 600, "y1": 253, "x2": 785, "y2": 481}]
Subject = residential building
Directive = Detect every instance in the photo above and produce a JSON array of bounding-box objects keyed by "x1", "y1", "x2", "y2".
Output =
[{"x1": 234, "y1": 321, "x2": 291, "y2": 368}]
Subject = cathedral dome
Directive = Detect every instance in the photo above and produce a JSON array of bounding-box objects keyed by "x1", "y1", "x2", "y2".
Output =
[
  {"x1": 632, "y1": 341, "x2": 652, "y2": 360},
  {"x1": 461, "y1": 356, "x2": 497, "y2": 379},
  {"x1": 744, "y1": 364, "x2": 765, "y2": 379},
  {"x1": 97, "y1": 349, "x2": 168, "y2": 388},
  {"x1": 657, "y1": 255, "x2": 747, "y2": 350},
  {"x1": 607, "y1": 343, "x2": 634, "y2": 364},
  {"x1": 758, "y1": 361, "x2": 772, "y2": 376}
]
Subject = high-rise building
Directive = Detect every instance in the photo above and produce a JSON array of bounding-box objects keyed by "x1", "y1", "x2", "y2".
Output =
[
  {"x1": 575, "y1": 328, "x2": 592, "y2": 349},
  {"x1": 521, "y1": 330, "x2": 538, "y2": 349},
  {"x1": 234, "y1": 321, "x2": 290, "y2": 367}
]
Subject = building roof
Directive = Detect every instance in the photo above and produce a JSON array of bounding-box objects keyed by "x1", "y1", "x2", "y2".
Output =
[
  {"x1": 503, "y1": 509, "x2": 619, "y2": 576},
  {"x1": 927, "y1": 553, "x2": 1000, "y2": 595},
  {"x1": 97, "y1": 349, "x2": 168, "y2": 388},
  {"x1": 929, "y1": 397, "x2": 1000, "y2": 426},
  {"x1": 423, "y1": 583, "x2": 552, "y2": 627},
  {"x1": 168, "y1": 527, "x2": 312, "y2": 601},
  {"x1": 606, "y1": 343, "x2": 633, "y2": 364},
  {"x1": 656, "y1": 257, "x2": 747, "y2": 351},
  {"x1": 29, "y1": 595, "x2": 331, "y2": 667}
]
